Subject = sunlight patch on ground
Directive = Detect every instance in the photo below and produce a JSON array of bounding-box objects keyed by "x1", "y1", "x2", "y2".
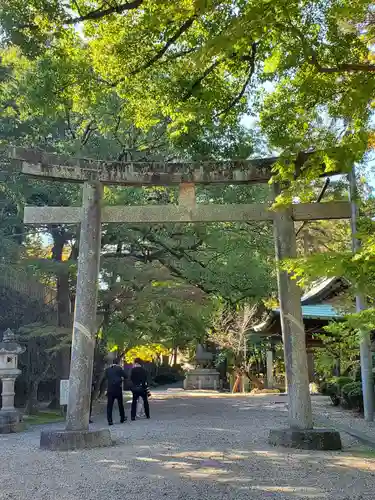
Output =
[
  {"x1": 329, "y1": 455, "x2": 375, "y2": 472},
  {"x1": 202, "y1": 427, "x2": 242, "y2": 433},
  {"x1": 251, "y1": 450, "x2": 288, "y2": 459},
  {"x1": 159, "y1": 391, "x2": 278, "y2": 399},
  {"x1": 160, "y1": 460, "x2": 196, "y2": 471},
  {"x1": 154, "y1": 449, "x2": 253, "y2": 479},
  {"x1": 135, "y1": 457, "x2": 161, "y2": 463},
  {"x1": 162, "y1": 450, "x2": 249, "y2": 462},
  {"x1": 248, "y1": 485, "x2": 326, "y2": 498},
  {"x1": 182, "y1": 468, "x2": 230, "y2": 479}
]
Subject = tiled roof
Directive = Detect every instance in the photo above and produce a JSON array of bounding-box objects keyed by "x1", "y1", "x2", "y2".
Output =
[
  {"x1": 301, "y1": 277, "x2": 337, "y2": 304},
  {"x1": 273, "y1": 304, "x2": 342, "y2": 319}
]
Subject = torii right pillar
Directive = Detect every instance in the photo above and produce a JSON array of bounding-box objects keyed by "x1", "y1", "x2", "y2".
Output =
[{"x1": 269, "y1": 185, "x2": 342, "y2": 450}]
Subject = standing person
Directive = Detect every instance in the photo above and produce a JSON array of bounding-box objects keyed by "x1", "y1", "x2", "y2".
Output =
[
  {"x1": 130, "y1": 358, "x2": 150, "y2": 421},
  {"x1": 105, "y1": 357, "x2": 127, "y2": 425}
]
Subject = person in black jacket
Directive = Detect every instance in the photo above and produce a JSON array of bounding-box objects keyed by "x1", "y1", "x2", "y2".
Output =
[
  {"x1": 105, "y1": 358, "x2": 127, "y2": 425},
  {"x1": 130, "y1": 358, "x2": 150, "y2": 421}
]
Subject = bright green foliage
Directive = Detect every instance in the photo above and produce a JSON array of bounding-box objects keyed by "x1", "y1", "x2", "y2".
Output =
[
  {"x1": 0, "y1": 50, "x2": 276, "y2": 359},
  {"x1": 314, "y1": 321, "x2": 360, "y2": 378},
  {"x1": 3, "y1": 0, "x2": 375, "y2": 382},
  {"x1": 1, "y1": 0, "x2": 374, "y2": 180},
  {"x1": 286, "y1": 208, "x2": 375, "y2": 300}
]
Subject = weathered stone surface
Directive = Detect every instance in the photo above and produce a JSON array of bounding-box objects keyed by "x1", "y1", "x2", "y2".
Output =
[
  {"x1": 40, "y1": 429, "x2": 113, "y2": 451},
  {"x1": 178, "y1": 183, "x2": 196, "y2": 208},
  {"x1": 0, "y1": 411, "x2": 24, "y2": 434},
  {"x1": 0, "y1": 328, "x2": 25, "y2": 427},
  {"x1": 269, "y1": 428, "x2": 342, "y2": 450},
  {"x1": 266, "y1": 350, "x2": 274, "y2": 388},
  {"x1": 273, "y1": 184, "x2": 313, "y2": 430},
  {"x1": 11, "y1": 148, "x2": 278, "y2": 184},
  {"x1": 66, "y1": 182, "x2": 102, "y2": 432},
  {"x1": 184, "y1": 369, "x2": 220, "y2": 390},
  {"x1": 24, "y1": 201, "x2": 352, "y2": 225}
]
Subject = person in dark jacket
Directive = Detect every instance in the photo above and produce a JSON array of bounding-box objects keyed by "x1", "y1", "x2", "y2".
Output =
[
  {"x1": 130, "y1": 358, "x2": 150, "y2": 421},
  {"x1": 105, "y1": 358, "x2": 127, "y2": 425}
]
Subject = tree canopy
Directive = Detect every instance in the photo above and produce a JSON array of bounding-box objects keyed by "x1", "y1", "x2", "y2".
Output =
[
  {"x1": 1, "y1": 0, "x2": 375, "y2": 404},
  {"x1": 1, "y1": 0, "x2": 374, "y2": 177}
]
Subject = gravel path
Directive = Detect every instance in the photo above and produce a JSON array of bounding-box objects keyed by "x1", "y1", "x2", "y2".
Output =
[
  {"x1": 1, "y1": 391, "x2": 375, "y2": 500},
  {"x1": 312, "y1": 395, "x2": 375, "y2": 443}
]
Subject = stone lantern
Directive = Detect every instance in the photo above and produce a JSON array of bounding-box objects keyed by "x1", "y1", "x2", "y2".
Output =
[
  {"x1": 184, "y1": 343, "x2": 220, "y2": 391},
  {"x1": 0, "y1": 329, "x2": 26, "y2": 433}
]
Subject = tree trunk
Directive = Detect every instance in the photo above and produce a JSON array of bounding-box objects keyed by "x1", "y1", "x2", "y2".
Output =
[
  {"x1": 172, "y1": 347, "x2": 178, "y2": 366},
  {"x1": 51, "y1": 227, "x2": 71, "y2": 328},
  {"x1": 49, "y1": 227, "x2": 75, "y2": 409},
  {"x1": 25, "y1": 380, "x2": 39, "y2": 415}
]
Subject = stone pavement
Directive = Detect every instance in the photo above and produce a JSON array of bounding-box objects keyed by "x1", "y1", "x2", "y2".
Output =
[{"x1": 1, "y1": 391, "x2": 375, "y2": 500}]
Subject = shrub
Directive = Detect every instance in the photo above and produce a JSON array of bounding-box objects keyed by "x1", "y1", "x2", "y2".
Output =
[
  {"x1": 153, "y1": 366, "x2": 185, "y2": 386},
  {"x1": 154, "y1": 373, "x2": 179, "y2": 385},
  {"x1": 321, "y1": 376, "x2": 353, "y2": 406},
  {"x1": 334, "y1": 376, "x2": 354, "y2": 389},
  {"x1": 342, "y1": 381, "x2": 363, "y2": 410}
]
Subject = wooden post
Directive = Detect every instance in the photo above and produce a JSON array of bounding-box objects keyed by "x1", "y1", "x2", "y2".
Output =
[
  {"x1": 66, "y1": 182, "x2": 102, "y2": 431},
  {"x1": 273, "y1": 184, "x2": 313, "y2": 430}
]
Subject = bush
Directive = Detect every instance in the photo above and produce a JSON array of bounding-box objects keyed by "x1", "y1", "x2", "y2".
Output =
[
  {"x1": 342, "y1": 381, "x2": 363, "y2": 411},
  {"x1": 154, "y1": 373, "x2": 179, "y2": 385},
  {"x1": 334, "y1": 376, "x2": 354, "y2": 389},
  {"x1": 321, "y1": 377, "x2": 353, "y2": 406},
  {"x1": 153, "y1": 366, "x2": 185, "y2": 386}
]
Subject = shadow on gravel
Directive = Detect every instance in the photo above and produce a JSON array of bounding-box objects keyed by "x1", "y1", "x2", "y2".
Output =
[
  {"x1": 95, "y1": 440, "x2": 375, "y2": 499},
  {"x1": 2, "y1": 393, "x2": 375, "y2": 500}
]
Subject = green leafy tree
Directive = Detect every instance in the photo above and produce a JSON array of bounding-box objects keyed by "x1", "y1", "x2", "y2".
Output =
[{"x1": 1, "y1": 0, "x2": 374, "y2": 179}]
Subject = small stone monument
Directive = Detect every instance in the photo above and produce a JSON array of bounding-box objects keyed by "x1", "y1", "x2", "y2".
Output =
[
  {"x1": 0, "y1": 329, "x2": 26, "y2": 433},
  {"x1": 184, "y1": 344, "x2": 220, "y2": 391}
]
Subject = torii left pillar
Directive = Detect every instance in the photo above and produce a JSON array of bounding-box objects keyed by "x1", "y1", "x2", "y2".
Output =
[{"x1": 40, "y1": 182, "x2": 112, "y2": 450}]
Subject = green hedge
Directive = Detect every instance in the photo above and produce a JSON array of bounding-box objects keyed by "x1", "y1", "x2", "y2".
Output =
[
  {"x1": 322, "y1": 376, "x2": 364, "y2": 411},
  {"x1": 321, "y1": 376, "x2": 353, "y2": 406},
  {"x1": 341, "y1": 381, "x2": 363, "y2": 411}
]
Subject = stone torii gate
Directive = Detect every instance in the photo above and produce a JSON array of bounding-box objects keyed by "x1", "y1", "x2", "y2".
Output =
[{"x1": 12, "y1": 148, "x2": 348, "y2": 451}]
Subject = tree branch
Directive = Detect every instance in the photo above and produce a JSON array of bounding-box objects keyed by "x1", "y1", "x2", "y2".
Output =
[
  {"x1": 64, "y1": 107, "x2": 76, "y2": 140},
  {"x1": 71, "y1": 0, "x2": 83, "y2": 17},
  {"x1": 311, "y1": 53, "x2": 375, "y2": 73},
  {"x1": 65, "y1": 0, "x2": 144, "y2": 24},
  {"x1": 295, "y1": 177, "x2": 330, "y2": 237},
  {"x1": 217, "y1": 42, "x2": 257, "y2": 117},
  {"x1": 132, "y1": 16, "x2": 197, "y2": 75},
  {"x1": 183, "y1": 59, "x2": 222, "y2": 100},
  {"x1": 164, "y1": 46, "x2": 199, "y2": 62},
  {"x1": 81, "y1": 120, "x2": 96, "y2": 146},
  {"x1": 277, "y1": 19, "x2": 375, "y2": 75}
]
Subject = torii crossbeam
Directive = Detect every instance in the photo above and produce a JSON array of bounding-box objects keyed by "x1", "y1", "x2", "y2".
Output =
[{"x1": 13, "y1": 147, "x2": 348, "y2": 450}]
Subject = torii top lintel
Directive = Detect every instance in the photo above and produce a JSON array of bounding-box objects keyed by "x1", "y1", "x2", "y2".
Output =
[{"x1": 10, "y1": 148, "x2": 331, "y2": 186}]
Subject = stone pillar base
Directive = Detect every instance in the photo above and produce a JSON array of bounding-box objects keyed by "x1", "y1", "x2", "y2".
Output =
[
  {"x1": 184, "y1": 369, "x2": 220, "y2": 390},
  {"x1": 0, "y1": 410, "x2": 24, "y2": 434},
  {"x1": 269, "y1": 428, "x2": 342, "y2": 450},
  {"x1": 40, "y1": 429, "x2": 113, "y2": 451}
]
